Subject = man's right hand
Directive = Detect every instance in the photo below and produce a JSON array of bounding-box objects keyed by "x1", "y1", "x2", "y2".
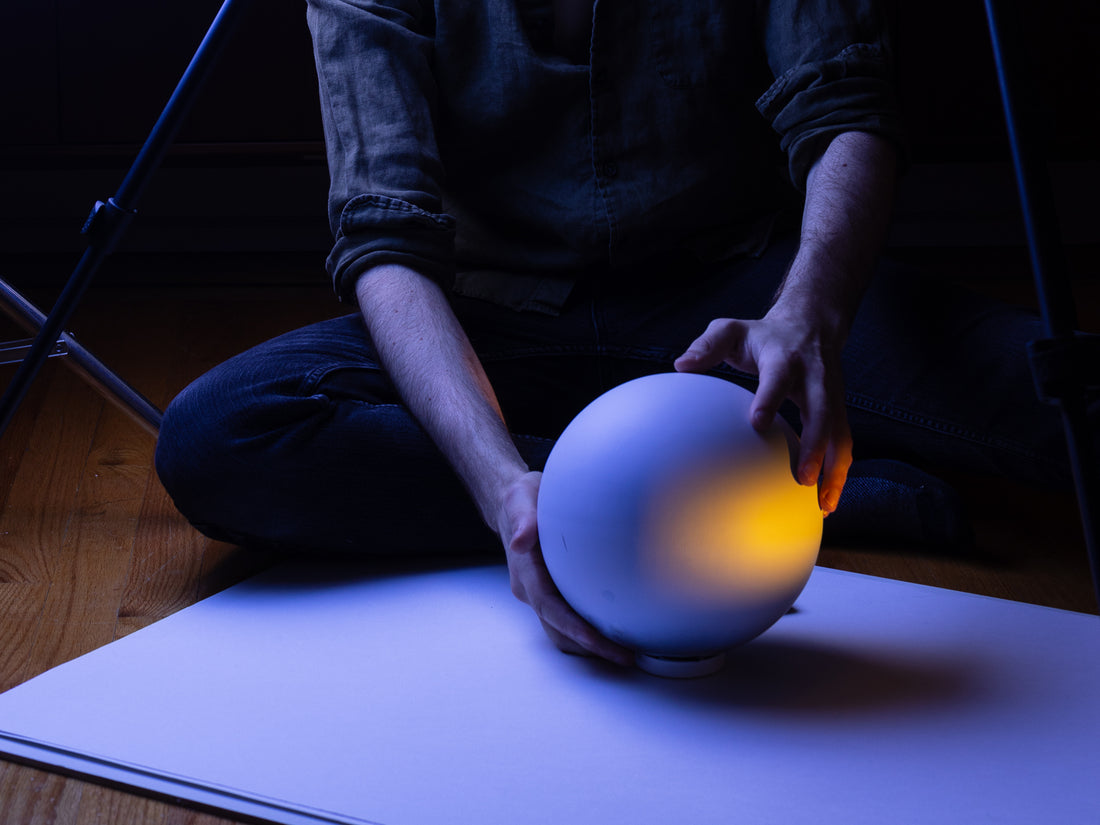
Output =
[
  {"x1": 496, "y1": 470, "x2": 635, "y2": 666},
  {"x1": 356, "y1": 265, "x2": 631, "y2": 667}
]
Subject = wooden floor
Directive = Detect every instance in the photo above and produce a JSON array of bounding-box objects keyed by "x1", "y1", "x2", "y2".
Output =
[{"x1": 0, "y1": 254, "x2": 1096, "y2": 824}]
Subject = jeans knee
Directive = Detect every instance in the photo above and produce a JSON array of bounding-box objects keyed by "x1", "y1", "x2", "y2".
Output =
[
  {"x1": 155, "y1": 359, "x2": 341, "y2": 538},
  {"x1": 155, "y1": 378, "x2": 232, "y2": 521}
]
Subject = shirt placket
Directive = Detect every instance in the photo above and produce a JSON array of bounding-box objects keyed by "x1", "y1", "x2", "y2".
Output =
[{"x1": 588, "y1": 0, "x2": 622, "y2": 266}]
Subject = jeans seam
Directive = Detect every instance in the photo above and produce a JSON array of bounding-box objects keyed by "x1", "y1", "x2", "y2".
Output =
[{"x1": 846, "y1": 390, "x2": 1060, "y2": 468}]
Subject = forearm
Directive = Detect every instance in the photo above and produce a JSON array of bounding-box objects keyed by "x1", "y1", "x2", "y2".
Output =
[
  {"x1": 774, "y1": 131, "x2": 898, "y2": 338},
  {"x1": 355, "y1": 264, "x2": 528, "y2": 531}
]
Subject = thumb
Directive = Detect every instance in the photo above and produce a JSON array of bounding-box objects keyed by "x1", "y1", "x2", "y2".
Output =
[
  {"x1": 674, "y1": 333, "x2": 720, "y2": 373},
  {"x1": 674, "y1": 319, "x2": 750, "y2": 373}
]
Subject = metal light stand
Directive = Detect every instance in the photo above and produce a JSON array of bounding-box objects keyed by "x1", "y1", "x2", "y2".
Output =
[
  {"x1": 0, "y1": 0, "x2": 249, "y2": 439},
  {"x1": 983, "y1": 0, "x2": 1100, "y2": 609}
]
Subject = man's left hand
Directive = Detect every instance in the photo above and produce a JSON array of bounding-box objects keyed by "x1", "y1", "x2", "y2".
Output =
[{"x1": 673, "y1": 305, "x2": 852, "y2": 515}]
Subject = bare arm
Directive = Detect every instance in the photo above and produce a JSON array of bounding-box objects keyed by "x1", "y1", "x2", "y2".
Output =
[
  {"x1": 779, "y1": 130, "x2": 898, "y2": 363},
  {"x1": 676, "y1": 131, "x2": 898, "y2": 513},
  {"x1": 356, "y1": 264, "x2": 632, "y2": 665},
  {"x1": 357, "y1": 264, "x2": 525, "y2": 523}
]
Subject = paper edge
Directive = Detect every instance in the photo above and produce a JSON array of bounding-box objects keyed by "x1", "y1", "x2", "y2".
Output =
[{"x1": 0, "y1": 731, "x2": 382, "y2": 825}]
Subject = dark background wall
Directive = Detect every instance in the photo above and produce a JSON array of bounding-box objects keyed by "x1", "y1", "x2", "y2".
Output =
[
  {"x1": 892, "y1": 0, "x2": 1097, "y2": 163},
  {"x1": 0, "y1": 0, "x2": 329, "y2": 265},
  {"x1": 0, "y1": 0, "x2": 1096, "y2": 271},
  {"x1": 0, "y1": 0, "x2": 321, "y2": 148}
]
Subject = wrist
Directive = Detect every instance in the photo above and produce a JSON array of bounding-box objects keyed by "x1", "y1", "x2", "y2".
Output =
[
  {"x1": 489, "y1": 467, "x2": 540, "y2": 549},
  {"x1": 771, "y1": 257, "x2": 859, "y2": 344}
]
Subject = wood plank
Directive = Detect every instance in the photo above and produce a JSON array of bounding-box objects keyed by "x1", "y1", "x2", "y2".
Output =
[
  {"x1": 0, "y1": 368, "x2": 102, "y2": 586},
  {"x1": 27, "y1": 401, "x2": 157, "y2": 679},
  {"x1": 69, "y1": 783, "x2": 171, "y2": 825},
  {"x1": 0, "y1": 359, "x2": 51, "y2": 521},
  {"x1": 73, "y1": 780, "x2": 244, "y2": 825},
  {"x1": 0, "y1": 367, "x2": 107, "y2": 695},
  {"x1": 0, "y1": 761, "x2": 83, "y2": 824},
  {"x1": 113, "y1": 477, "x2": 212, "y2": 639},
  {"x1": 0, "y1": 584, "x2": 51, "y2": 694},
  {"x1": 0, "y1": 758, "x2": 251, "y2": 825}
]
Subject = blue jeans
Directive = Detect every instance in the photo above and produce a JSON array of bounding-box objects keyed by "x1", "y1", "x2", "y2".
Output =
[{"x1": 155, "y1": 239, "x2": 1085, "y2": 555}]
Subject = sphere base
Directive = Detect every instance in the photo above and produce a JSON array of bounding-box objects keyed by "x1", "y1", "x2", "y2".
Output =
[{"x1": 636, "y1": 651, "x2": 727, "y2": 679}]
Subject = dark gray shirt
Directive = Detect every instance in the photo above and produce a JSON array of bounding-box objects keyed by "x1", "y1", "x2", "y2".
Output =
[{"x1": 308, "y1": 0, "x2": 902, "y2": 311}]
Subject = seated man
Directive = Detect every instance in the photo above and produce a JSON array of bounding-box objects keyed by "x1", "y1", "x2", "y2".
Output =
[{"x1": 155, "y1": 0, "x2": 1090, "y2": 665}]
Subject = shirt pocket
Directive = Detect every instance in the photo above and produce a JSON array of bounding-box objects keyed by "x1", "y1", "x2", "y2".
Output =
[{"x1": 649, "y1": 0, "x2": 738, "y2": 89}]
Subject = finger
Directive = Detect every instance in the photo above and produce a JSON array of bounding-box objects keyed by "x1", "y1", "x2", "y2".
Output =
[
  {"x1": 534, "y1": 593, "x2": 635, "y2": 666},
  {"x1": 538, "y1": 620, "x2": 589, "y2": 657},
  {"x1": 748, "y1": 354, "x2": 794, "y2": 435},
  {"x1": 793, "y1": 381, "x2": 832, "y2": 489},
  {"x1": 674, "y1": 319, "x2": 748, "y2": 374},
  {"x1": 819, "y1": 413, "x2": 853, "y2": 514}
]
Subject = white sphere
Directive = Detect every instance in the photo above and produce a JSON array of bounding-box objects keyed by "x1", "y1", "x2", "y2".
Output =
[{"x1": 537, "y1": 373, "x2": 822, "y2": 677}]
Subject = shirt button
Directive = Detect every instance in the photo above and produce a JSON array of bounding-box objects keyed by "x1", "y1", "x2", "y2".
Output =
[{"x1": 600, "y1": 163, "x2": 618, "y2": 178}]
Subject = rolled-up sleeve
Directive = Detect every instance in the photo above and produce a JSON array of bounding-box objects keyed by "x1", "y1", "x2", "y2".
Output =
[
  {"x1": 307, "y1": 0, "x2": 455, "y2": 301},
  {"x1": 755, "y1": 0, "x2": 905, "y2": 191}
]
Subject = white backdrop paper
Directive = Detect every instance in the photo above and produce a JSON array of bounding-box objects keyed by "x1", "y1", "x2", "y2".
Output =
[{"x1": 0, "y1": 561, "x2": 1097, "y2": 825}]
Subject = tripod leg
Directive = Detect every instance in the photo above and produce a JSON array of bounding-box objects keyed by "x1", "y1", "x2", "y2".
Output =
[
  {"x1": 0, "y1": 277, "x2": 162, "y2": 436},
  {"x1": 984, "y1": 0, "x2": 1100, "y2": 608},
  {"x1": 0, "y1": 0, "x2": 250, "y2": 440}
]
